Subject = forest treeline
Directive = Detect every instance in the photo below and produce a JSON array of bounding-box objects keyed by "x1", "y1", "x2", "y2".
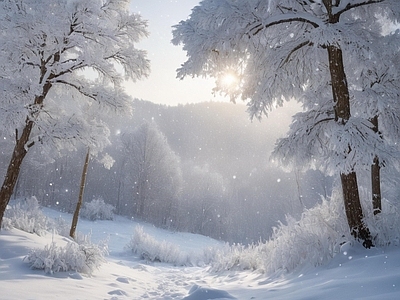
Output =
[{"x1": 3, "y1": 100, "x2": 328, "y2": 243}]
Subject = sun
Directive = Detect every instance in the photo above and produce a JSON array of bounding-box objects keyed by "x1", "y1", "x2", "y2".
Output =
[{"x1": 221, "y1": 72, "x2": 239, "y2": 88}]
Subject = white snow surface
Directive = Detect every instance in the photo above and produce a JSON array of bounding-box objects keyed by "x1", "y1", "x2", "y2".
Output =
[{"x1": 1, "y1": 208, "x2": 400, "y2": 300}]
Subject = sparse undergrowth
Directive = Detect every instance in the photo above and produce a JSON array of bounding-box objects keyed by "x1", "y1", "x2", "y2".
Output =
[
  {"x1": 125, "y1": 226, "x2": 190, "y2": 266},
  {"x1": 3, "y1": 196, "x2": 108, "y2": 275},
  {"x1": 2, "y1": 197, "x2": 50, "y2": 235},
  {"x1": 5, "y1": 191, "x2": 400, "y2": 278},
  {"x1": 80, "y1": 198, "x2": 115, "y2": 221},
  {"x1": 24, "y1": 239, "x2": 106, "y2": 275},
  {"x1": 124, "y1": 189, "x2": 400, "y2": 276}
]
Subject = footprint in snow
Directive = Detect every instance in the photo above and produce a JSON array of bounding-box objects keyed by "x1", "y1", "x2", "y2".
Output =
[{"x1": 108, "y1": 289, "x2": 128, "y2": 296}]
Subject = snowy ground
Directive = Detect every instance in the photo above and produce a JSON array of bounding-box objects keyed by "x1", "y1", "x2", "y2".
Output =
[{"x1": 1, "y1": 208, "x2": 400, "y2": 300}]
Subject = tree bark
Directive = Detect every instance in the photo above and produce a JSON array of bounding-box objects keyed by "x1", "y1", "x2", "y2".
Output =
[
  {"x1": 341, "y1": 172, "x2": 372, "y2": 247},
  {"x1": 327, "y1": 44, "x2": 373, "y2": 248},
  {"x1": 0, "y1": 71, "x2": 52, "y2": 228},
  {"x1": 70, "y1": 148, "x2": 90, "y2": 239},
  {"x1": 370, "y1": 116, "x2": 382, "y2": 215}
]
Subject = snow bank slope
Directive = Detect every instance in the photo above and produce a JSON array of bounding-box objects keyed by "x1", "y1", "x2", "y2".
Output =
[{"x1": 1, "y1": 209, "x2": 400, "y2": 299}]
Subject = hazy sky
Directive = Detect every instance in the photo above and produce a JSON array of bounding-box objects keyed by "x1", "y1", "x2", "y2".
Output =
[{"x1": 127, "y1": 0, "x2": 227, "y2": 106}]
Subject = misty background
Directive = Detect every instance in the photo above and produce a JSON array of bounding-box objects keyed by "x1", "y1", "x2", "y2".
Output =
[{"x1": 2, "y1": 99, "x2": 332, "y2": 243}]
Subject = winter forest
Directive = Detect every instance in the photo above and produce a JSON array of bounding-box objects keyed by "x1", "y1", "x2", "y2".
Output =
[{"x1": 1, "y1": 0, "x2": 400, "y2": 299}]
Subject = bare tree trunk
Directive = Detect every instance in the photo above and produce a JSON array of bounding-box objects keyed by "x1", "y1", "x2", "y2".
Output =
[
  {"x1": 0, "y1": 59, "x2": 54, "y2": 229},
  {"x1": 70, "y1": 148, "x2": 90, "y2": 239},
  {"x1": 370, "y1": 116, "x2": 382, "y2": 215},
  {"x1": 327, "y1": 44, "x2": 373, "y2": 248}
]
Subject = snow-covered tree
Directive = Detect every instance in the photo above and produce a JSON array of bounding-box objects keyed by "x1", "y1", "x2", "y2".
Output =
[
  {"x1": 351, "y1": 30, "x2": 400, "y2": 214},
  {"x1": 0, "y1": 0, "x2": 150, "y2": 228},
  {"x1": 172, "y1": 0, "x2": 400, "y2": 247},
  {"x1": 121, "y1": 122, "x2": 183, "y2": 226},
  {"x1": 179, "y1": 163, "x2": 227, "y2": 236}
]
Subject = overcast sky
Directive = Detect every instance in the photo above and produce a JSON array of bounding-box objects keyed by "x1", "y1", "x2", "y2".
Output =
[{"x1": 127, "y1": 0, "x2": 227, "y2": 106}]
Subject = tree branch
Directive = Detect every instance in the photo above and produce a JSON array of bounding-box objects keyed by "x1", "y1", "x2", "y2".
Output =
[
  {"x1": 54, "y1": 80, "x2": 97, "y2": 101},
  {"x1": 49, "y1": 60, "x2": 85, "y2": 80},
  {"x1": 333, "y1": 0, "x2": 385, "y2": 18},
  {"x1": 306, "y1": 117, "x2": 335, "y2": 135},
  {"x1": 247, "y1": 13, "x2": 321, "y2": 36},
  {"x1": 279, "y1": 40, "x2": 313, "y2": 67}
]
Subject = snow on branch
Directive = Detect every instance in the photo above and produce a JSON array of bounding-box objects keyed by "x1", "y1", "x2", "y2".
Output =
[
  {"x1": 246, "y1": 12, "x2": 323, "y2": 36},
  {"x1": 332, "y1": 0, "x2": 386, "y2": 16},
  {"x1": 0, "y1": 0, "x2": 149, "y2": 150}
]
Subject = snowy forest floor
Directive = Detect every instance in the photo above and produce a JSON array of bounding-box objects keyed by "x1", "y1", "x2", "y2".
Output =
[{"x1": 1, "y1": 208, "x2": 400, "y2": 300}]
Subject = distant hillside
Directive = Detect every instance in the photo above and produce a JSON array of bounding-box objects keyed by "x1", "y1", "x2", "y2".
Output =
[
  {"x1": 8, "y1": 99, "x2": 328, "y2": 243},
  {"x1": 126, "y1": 99, "x2": 295, "y2": 179}
]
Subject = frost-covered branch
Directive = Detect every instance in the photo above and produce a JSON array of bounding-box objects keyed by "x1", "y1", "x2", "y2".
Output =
[
  {"x1": 0, "y1": 0, "x2": 150, "y2": 228},
  {"x1": 332, "y1": 0, "x2": 386, "y2": 16},
  {"x1": 247, "y1": 12, "x2": 322, "y2": 36},
  {"x1": 279, "y1": 40, "x2": 314, "y2": 67}
]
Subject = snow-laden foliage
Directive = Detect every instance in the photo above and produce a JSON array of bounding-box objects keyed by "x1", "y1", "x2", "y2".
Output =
[
  {"x1": 50, "y1": 215, "x2": 103, "y2": 243},
  {"x1": 274, "y1": 113, "x2": 400, "y2": 175},
  {"x1": 358, "y1": 186, "x2": 400, "y2": 247},
  {"x1": 24, "y1": 239, "x2": 106, "y2": 275},
  {"x1": 262, "y1": 198, "x2": 349, "y2": 274},
  {"x1": 0, "y1": 0, "x2": 149, "y2": 152},
  {"x1": 204, "y1": 242, "x2": 267, "y2": 272},
  {"x1": 206, "y1": 186, "x2": 400, "y2": 274},
  {"x1": 125, "y1": 226, "x2": 189, "y2": 266},
  {"x1": 2, "y1": 197, "x2": 50, "y2": 235},
  {"x1": 173, "y1": 0, "x2": 400, "y2": 111},
  {"x1": 367, "y1": 207, "x2": 400, "y2": 247},
  {"x1": 121, "y1": 122, "x2": 183, "y2": 224},
  {"x1": 173, "y1": 0, "x2": 400, "y2": 176},
  {"x1": 121, "y1": 192, "x2": 350, "y2": 274},
  {"x1": 208, "y1": 191, "x2": 350, "y2": 274},
  {"x1": 2, "y1": 197, "x2": 107, "y2": 275},
  {"x1": 80, "y1": 198, "x2": 115, "y2": 221}
]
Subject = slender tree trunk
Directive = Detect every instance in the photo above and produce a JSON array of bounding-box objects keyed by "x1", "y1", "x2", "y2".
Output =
[
  {"x1": 370, "y1": 115, "x2": 382, "y2": 215},
  {"x1": 371, "y1": 157, "x2": 381, "y2": 214},
  {"x1": 327, "y1": 44, "x2": 373, "y2": 248},
  {"x1": 70, "y1": 148, "x2": 90, "y2": 239}
]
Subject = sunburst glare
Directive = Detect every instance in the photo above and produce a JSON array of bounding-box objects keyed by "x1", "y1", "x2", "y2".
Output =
[{"x1": 221, "y1": 72, "x2": 239, "y2": 88}]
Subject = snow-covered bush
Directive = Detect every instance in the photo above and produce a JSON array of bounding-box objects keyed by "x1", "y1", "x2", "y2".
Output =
[
  {"x1": 51, "y1": 216, "x2": 71, "y2": 237},
  {"x1": 207, "y1": 185, "x2": 400, "y2": 275},
  {"x1": 80, "y1": 198, "x2": 115, "y2": 221},
  {"x1": 3, "y1": 197, "x2": 50, "y2": 235},
  {"x1": 25, "y1": 238, "x2": 106, "y2": 275},
  {"x1": 125, "y1": 226, "x2": 189, "y2": 265},
  {"x1": 366, "y1": 207, "x2": 400, "y2": 247},
  {"x1": 209, "y1": 191, "x2": 350, "y2": 275},
  {"x1": 359, "y1": 186, "x2": 400, "y2": 247},
  {"x1": 261, "y1": 195, "x2": 349, "y2": 275},
  {"x1": 204, "y1": 242, "x2": 267, "y2": 272}
]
